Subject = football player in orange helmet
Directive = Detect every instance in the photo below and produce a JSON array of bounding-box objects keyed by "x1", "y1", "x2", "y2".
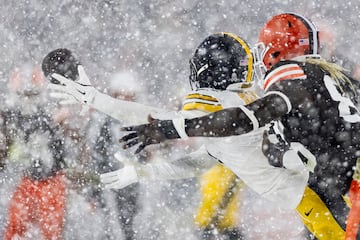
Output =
[
  {"x1": 119, "y1": 13, "x2": 360, "y2": 240},
  {"x1": 258, "y1": 14, "x2": 360, "y2": 239}
]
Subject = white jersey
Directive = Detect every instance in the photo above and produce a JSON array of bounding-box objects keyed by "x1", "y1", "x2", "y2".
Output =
[
  {"x1": 91, "y1": 91, "x2": 167, "y2": 126},
  {"x1": 178, "y1": 88, "x2": 309, "y2": 209},
  {"x1": 93, "y1": 88, "x2": 309, "y2": 209}
]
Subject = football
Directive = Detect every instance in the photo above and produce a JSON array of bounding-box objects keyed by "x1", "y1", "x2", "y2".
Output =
[{"x1": 41, "y1": 48, "x2": 80, "y2": 84}]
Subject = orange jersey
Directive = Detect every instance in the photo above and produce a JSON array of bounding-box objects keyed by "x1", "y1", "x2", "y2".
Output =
[{"x1": 5, "y1": 173, "x2": 67, "y2": 240}]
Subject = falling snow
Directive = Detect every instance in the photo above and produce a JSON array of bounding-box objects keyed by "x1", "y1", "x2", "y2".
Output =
[{"x1": 1, "y1": 1, "x2": 360, "y2": 239}]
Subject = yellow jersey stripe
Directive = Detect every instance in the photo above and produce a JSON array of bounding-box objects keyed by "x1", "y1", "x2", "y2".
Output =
[
  {"x1": 183, "y1": 102, "x2": 223, "y2": 112},
  {"x1": 185, "y1": 93, "x2": 219, "y2": 103},
  {"x1": 183, "y1": 93, "x2": 222, "y2": 112}
]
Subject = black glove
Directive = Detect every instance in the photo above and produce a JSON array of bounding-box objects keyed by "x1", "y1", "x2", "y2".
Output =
[{"x1": 119, "y1": 116, "x2": 181, "y2": 154}]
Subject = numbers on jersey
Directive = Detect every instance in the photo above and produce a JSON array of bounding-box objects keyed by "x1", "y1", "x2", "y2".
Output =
[{"x1": 324, "y1": 75, "x2": 360, "y2": 123}]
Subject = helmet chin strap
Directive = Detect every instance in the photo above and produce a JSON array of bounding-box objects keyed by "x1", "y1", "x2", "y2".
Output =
[
  {"x1": 226, "y1": 82, "x2": 253, "y2": 92},
  {"x1": 226, "y1": 81, "x2": 264, "y2": 96}
]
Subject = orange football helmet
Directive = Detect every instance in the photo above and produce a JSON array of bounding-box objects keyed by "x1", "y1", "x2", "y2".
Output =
[{"x1": 257, "y1": 13, "x2": 320, "y2": 70}]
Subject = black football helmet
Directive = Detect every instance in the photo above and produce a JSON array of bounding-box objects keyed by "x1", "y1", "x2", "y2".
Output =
[
  {"x1": 189, "y1": 32, "x2": 253, "y2": 90},
  {"x1": 41, "y1": 48, "x2": 80, "y2": 84}
]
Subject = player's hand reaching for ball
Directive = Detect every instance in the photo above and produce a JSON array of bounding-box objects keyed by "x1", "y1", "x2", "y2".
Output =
[
  {"x1": 48, "y1": 65, "x2": 97, "y2": 105},
  {"x1": 41, "y1": 48, "x2": 97, "y2": 106}
]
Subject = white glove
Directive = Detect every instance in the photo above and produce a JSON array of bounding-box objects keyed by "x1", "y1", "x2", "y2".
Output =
[
  {"x1": 283, "y1": 142, "x2": 317, "y2": 173},
  {"x1": 100, "y1": 153, "x2": 139, "y2": 189},
  {"x1": 47, "y1": 65, "x2": 98, "y2": 106}
]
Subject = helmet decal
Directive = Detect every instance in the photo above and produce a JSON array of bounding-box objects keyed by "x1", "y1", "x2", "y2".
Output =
[
  {"x1": 288, "y1": 13, "x2": 319, "y2": 55},
  {"x1": 224, "y1": 32, "x2": 253, "y2": 83}
]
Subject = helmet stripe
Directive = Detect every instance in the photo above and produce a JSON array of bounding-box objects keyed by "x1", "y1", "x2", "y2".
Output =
[{"x1": 223, "y1": 32, "x2": 253, "y2": 83}]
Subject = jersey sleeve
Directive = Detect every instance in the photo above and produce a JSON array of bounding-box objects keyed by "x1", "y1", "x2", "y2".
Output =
[
  {"x1": 136, "y1": 145, "x2": 217, "y2": 180},
  {"x1": 182, "y1": 91, "x2": 290, "y2": 138},
  {"x1": 91, "y1": 91, "x2": 168, "y2": 125},
  {"x1": 182, "y1": 88, "x2": 257, "y2": 112}
]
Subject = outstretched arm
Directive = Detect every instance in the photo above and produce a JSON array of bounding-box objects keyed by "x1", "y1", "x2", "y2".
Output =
[
  {"x1": 90, "y1": 91, "x2": 166, "y2": 125},
  {"x1": 100, "y1": 145, "x2": 217, "y2": 189},
  {"x1": 120, "y1": 91, "x2": 291, "y2": 153},
  {"x1": 185, "y1": 91, "x2": 290, "y2": 137},
  {"x1": 48, "y1": 65, "x2": 168, "y2": 125}
]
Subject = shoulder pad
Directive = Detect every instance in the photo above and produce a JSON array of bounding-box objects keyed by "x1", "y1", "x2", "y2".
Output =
[{"x1": 264, "y1": 62, "x2": 306, "y2": 91}]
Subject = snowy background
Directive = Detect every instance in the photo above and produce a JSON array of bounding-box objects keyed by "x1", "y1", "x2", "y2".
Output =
[
  {"x1": 1, "y1": 0, "x2": 360, "y2": 105},
  {"x1": 0, "y1": 0, "x2": 360, "y2": 239}
]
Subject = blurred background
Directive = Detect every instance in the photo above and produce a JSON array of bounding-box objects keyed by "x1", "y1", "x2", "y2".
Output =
[{"x1": 0, "y1": 0, "x2": 359, "y2": 107}]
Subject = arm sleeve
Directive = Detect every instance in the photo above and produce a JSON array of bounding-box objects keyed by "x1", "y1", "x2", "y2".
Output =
[
  {"x1": 90, "y1": 91, "x2": 167, "y2": 125},
  {"x1": 183, "y1": 92, "x2": 290, "y2": 137},
  {"x1": 135, "y1": 145, "x2": 217, "y2": 180}
]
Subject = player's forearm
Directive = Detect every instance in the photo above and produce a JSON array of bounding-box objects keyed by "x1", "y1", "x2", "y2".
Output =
[
  {"x1": 137, "y1": 147, "x2": 216, "y2": 180},
  {"x1": 184, "y1": 107, "x2": 255, "y2": 137},
  {"x1": 91, "y1": 91, "x2": 166, "y2": 125},
  {"x1": 183, "y1": 93, "x2": 289, "y2": 138}
]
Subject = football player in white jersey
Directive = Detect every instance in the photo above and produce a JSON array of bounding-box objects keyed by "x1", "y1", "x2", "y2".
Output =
[
  {"x1": 45, "y1": 32, "x2": 311, "y2": 212},
  {"x1": 44, "y1": 33, "x2": 313, "y2": 238},
  {"x1": 118, "y1": 13, "x2": 360, "y2": 240}
]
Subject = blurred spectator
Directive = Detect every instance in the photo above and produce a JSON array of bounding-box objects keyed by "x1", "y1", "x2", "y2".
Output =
[
  {"x1": 52, "y1": 98, "x2": 128, "y2": 240},
  {"x1": 87, "y1": 69, "x2": 144, "y2": 240},
  {"x1": 1, "y1": 63, "x2": 68, "y2": 239},
  {"x1": 1, "y1": 62, "x2": 115, "y2": 239}
]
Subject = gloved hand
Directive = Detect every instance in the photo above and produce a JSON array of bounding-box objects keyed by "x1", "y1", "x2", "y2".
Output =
[
  {"x1": 100, "y1": 165, "x2": 138, "y2": 189},
  {"x1": 48, "y1": 65, "x2": 97, "y2": 105},
  {"x1": 100, "y1": 152, "x2": 139, "y2": 189},
  {"x1": 119, "y1": 115, "x2": 181, "y2": 154},
  {"x1": 283, "y1": 142, "x2": 316, "y2": 173}
]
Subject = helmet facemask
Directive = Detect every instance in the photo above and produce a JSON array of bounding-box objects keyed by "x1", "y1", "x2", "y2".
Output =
[
  {"x1": 251, "y1": 42, "x2": 269, "y2": 88},
  {"x1": 189, "y1": 58, "x2": 208, "y2": 90}
]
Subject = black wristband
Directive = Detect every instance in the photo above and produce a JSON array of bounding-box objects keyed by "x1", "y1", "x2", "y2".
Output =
[{"x1": 159, "y1": 120, "x2": 181, "y2": 139}]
